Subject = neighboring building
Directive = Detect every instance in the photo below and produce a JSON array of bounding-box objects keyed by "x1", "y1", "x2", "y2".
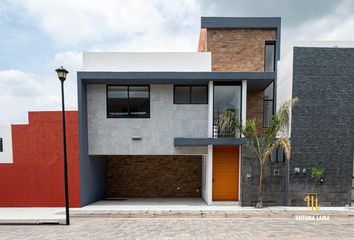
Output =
[
  {"x1": 0, "y1": 111, "x2": 80, "y2": 207},
  {"x1": 0, "y1": 124, "x2": 13, "y2": 164},
  {"x1": 290, "y1": 47, "x2": 354, "y2": 206},
  {"x1": 78, "y1": 17, "x2": 281, "y2": 206}
]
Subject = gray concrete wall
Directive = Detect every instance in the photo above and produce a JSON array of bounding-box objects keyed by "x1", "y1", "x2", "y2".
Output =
[
  {"x1": 87, "y1": 84, "x2": 208, "y2": 155},
  {"x1": 290, "y1": 47, "x2": 354, "y2": 206},
  {"x1": 241, "y1": 147, "x2": 286, "y2": 206},
  {"x1": 80, "y1": 155, "x2": 107, "y2": 206}
]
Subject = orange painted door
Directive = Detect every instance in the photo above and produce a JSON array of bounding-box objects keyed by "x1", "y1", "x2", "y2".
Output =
[{"x1": 212, "y1": 146, "x2": 239, "y2": 201}]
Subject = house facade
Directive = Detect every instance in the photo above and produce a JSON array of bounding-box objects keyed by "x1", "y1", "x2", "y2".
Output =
[
  {"x1": 1, "y1": 17, "x2": 353, "y2": 208},
  {"x1": 78, "y1": 17, "x2": 281, "y2": 206}
]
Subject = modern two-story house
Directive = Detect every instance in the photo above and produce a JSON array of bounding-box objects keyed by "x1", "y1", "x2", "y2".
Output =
[{"x1": 77, "y1": 17, "x2": 281, "y2": 206}]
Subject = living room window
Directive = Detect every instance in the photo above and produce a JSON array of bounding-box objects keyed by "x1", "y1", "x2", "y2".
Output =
[
  {"x1": 263, "y1": 82, "x2": 274, "y2": 127},
  {"x1": 174, "y1": 85, "x2": 208, "y2": 104},
  {"x1": 265, "y1": 41, "x2": 276, "y2": 72},
  {"x1": 107, "y1": 85, "x2": 150, "y2": 118}
]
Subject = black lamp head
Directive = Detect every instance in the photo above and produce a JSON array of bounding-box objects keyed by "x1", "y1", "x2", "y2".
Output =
[{"x1": 55, "y1": 66, "x2": 69, "y2": 81}]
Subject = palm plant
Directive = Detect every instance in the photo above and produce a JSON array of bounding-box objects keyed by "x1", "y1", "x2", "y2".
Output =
[
  {"x1": 216, "y1": 111, "x2": 241, "y2": 138},
  {"x1": 217, "y1": 98, "x2": 298, "y2": 208}
]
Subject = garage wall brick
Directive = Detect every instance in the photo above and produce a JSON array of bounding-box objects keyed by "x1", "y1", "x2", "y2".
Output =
[{"x1": 107, "y1": 155, "x2": 202, "y2": 198}]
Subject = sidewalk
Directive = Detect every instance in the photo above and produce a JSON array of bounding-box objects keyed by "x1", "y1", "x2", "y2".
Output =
[
  {"x1": 0, "y1": 208, "x2": 65, "y2": 224},
  {"x1": 1, "y1": 200, "x2": 354, "y2": 224},
  {"x1": 71, "y1": 200, "x2": 354, "y2": 218}
]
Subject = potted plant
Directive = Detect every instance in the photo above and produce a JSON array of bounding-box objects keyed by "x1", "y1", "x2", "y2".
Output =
[{"x1": 311, "y1": 165, "x2": 325, "y2": 183}]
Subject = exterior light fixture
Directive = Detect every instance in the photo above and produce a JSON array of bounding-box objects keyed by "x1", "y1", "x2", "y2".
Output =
[
  {"x1": 55, "y1": 66, "x2": 70, "y2": 225},
  {"x1": 55, "y1": 66, "x2": 69, "y2": 81}
]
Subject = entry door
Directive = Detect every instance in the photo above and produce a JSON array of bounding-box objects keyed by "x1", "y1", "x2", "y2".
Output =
[{"x1": 212, "y1": 146, "x2": 239, "y2": 201}]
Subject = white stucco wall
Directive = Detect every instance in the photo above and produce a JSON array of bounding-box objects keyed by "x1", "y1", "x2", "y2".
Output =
[
  {"x1": 0, "y1": 124, "x2": 13, "y2": 163},
  {"x1": 83, "y1": 52, "x2": 211, "y2": 72}
]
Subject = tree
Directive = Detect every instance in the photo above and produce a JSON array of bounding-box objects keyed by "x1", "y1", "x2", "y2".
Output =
[{"x1": 217, "y1": 98, "x2": 298, "y2": 208}]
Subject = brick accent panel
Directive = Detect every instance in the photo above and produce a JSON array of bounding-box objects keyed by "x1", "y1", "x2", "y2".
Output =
[
  {"x1": 247, "y1": 91, "x2": 266, "y2": 135},
  {"x1": 206, "y1": 29, "x2": 276, "y2": 72},
  {"x1": 107, "y1": 155, "x2": 202, "y2": 198}
]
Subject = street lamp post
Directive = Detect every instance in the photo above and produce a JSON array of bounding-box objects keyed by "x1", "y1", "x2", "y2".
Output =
[{"x1": 55, "y1": 66, "x2": 70, "y2": 225}]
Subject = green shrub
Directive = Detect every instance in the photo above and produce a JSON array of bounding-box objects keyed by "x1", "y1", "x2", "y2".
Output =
[{"x1": 311, "y1": 165, "x2": 325, "y2": 183}]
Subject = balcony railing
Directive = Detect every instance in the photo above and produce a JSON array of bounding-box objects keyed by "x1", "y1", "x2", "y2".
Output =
[{"x1": 213, "y1": 125, "x2": 241, "y2": 138}]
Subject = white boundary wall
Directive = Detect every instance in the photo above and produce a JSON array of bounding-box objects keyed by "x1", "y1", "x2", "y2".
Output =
[{"x1": 83, "y1": 52, "x2": 211, "y2": 72}]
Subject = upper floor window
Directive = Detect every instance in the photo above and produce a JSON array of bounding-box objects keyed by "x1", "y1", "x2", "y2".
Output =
[
  {"x1": 174, "y1": 85, "x2": 208, "y2": 104},
  {"x1": 0, "y1": 138, "x2": 3, "y2": 152},
  {"x1": 263, "y1": 82, "x2": 274, "y2": 127},
  {"x1": 107, "y1": 85, "x2": 150, "y2": 118},
  {"x1": 213, "y1": 83, "x2": 242, "y2": 138},
  {"x1": 270, "y1": 146, "x2": 286, "y2": 162},
  {"x1": 265, "y1": 41, "x2": 276, "y2": 72}
]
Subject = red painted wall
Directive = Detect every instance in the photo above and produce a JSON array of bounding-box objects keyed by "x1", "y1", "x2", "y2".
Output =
[{"x1": 0, "y1": 111, "x2": 80, "y2": 207}]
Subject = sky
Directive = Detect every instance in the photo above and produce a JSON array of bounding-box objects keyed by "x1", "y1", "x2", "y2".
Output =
[{"x1": 1, "y1": 0, "x2": 354, "y2": 124}]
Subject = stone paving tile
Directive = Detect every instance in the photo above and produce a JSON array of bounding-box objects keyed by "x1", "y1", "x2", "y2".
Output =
[{"x1": 0, "y1": 217, "x2": 354, "y2": 240}]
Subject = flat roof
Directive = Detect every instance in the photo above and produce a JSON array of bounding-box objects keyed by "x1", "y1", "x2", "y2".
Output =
[
  {"x1": 201, "y1": 17, "x2": 281, "y2": 29},
  {"x1": 78, "y1": 71, "x2": 275, "y2": 91}
]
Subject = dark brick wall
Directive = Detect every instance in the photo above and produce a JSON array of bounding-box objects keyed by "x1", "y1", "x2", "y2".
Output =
[
  {"x1": 290, "y1": 47, "x2": 354, "y2": 206},
  {"x1": 241, "y1": 147, "x2": 286, "y2": 206},
  {"x1": 107, "y1": 155, "x2": 202, "y2": 198}
]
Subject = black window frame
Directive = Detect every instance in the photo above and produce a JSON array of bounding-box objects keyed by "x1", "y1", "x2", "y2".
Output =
[
  {"x1": 173, "y1": 85, "x2": 208, "y2": 104},
  {"x1": 263, "y1": 82, "x2": 275, "y2": 128},
  {"x1": 264, "y1": 40, "x2": 276, "y2": 72},
  {"x1": 0, "y1": 138, "x2": 3, "y2": 152},
  {"x1": 106, "y1": 85, "x2": 150, "y2": 118},
  {"x1": 213, "y1": 82, "x2": 243, "y2": 138}
]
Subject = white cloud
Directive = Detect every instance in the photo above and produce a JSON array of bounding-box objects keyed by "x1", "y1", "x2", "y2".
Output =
[
  {"x1": 21, "y1": 0, "x2": 201, "y2": 50},
  {"x1": 54, "y1": 51, "x2": 82, "y2": 71},
  {"x1": 0, "y1": 69, "x2": 70, "y2": 124},
  {"x1": 0, "y1": 69, "x2": 42, "y2": 98}
]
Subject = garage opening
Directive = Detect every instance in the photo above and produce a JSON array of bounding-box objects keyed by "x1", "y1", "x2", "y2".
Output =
[{"x1": 107, "y1": 155, "x2": 202, "y2": 198}]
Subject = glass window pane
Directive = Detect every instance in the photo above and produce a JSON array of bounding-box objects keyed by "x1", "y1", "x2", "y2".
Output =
[
  {"x1": 108, "y1": 86, "x2": 128, "y2": 98},
  {"x1": 191, "y1": 86, "x2": 207, "y2": 104},
  {"x1": 0, "y1": 138, "x2": 3, "y2": 152},
  {"x1": 129, "y1": 99, "x2": 149, "y2": 117},
  {"x1": 129, "y1": 86, "x2": 149, "y2": 98},
  {"x1": 213, "y1": 85, "x2": 241, "y2": 138},
  {"x1": 264, "y1": 82, "x2": 274, "y2": 100},
  {"x1": 278, "y1": 147, "x2": 285, "y2": 162},
  {"x1": 107, "y1": 99, "x2": 129, "y2": 117},
  {"x1": 174, "y1": 86, "x2": 190, "y2": 104},
  {"x1": 264, "y1": 100, "x2": 273, "y2": 127},
  {"x1": 265, "y1": 42, "x2": 275, "y2": 72}
]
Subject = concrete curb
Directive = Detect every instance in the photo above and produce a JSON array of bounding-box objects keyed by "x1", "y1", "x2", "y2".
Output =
[
  {"x1": 69, "y1": 210, "x2": 354, "y2": 219},
  {"x1": 0, "y1": 219, "x2": 63, "y2": 225}
]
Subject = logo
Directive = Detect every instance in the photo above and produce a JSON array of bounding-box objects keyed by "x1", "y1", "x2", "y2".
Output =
[
  {"x1": 304, "y1": 193, "x2": 319, "y2": 212},
  {"x1": 294, "y1": 193, "x2": 330, "y2": 221}
]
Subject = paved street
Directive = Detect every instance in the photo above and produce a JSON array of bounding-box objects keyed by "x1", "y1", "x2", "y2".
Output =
[{"x1": 0, "y1": 217, "x2": 354, "y2": 240}]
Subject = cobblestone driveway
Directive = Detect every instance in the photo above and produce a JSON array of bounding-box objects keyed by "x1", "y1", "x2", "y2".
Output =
[{"x1": 1, "y1": 217, "x2": 354, "y2": 240}]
